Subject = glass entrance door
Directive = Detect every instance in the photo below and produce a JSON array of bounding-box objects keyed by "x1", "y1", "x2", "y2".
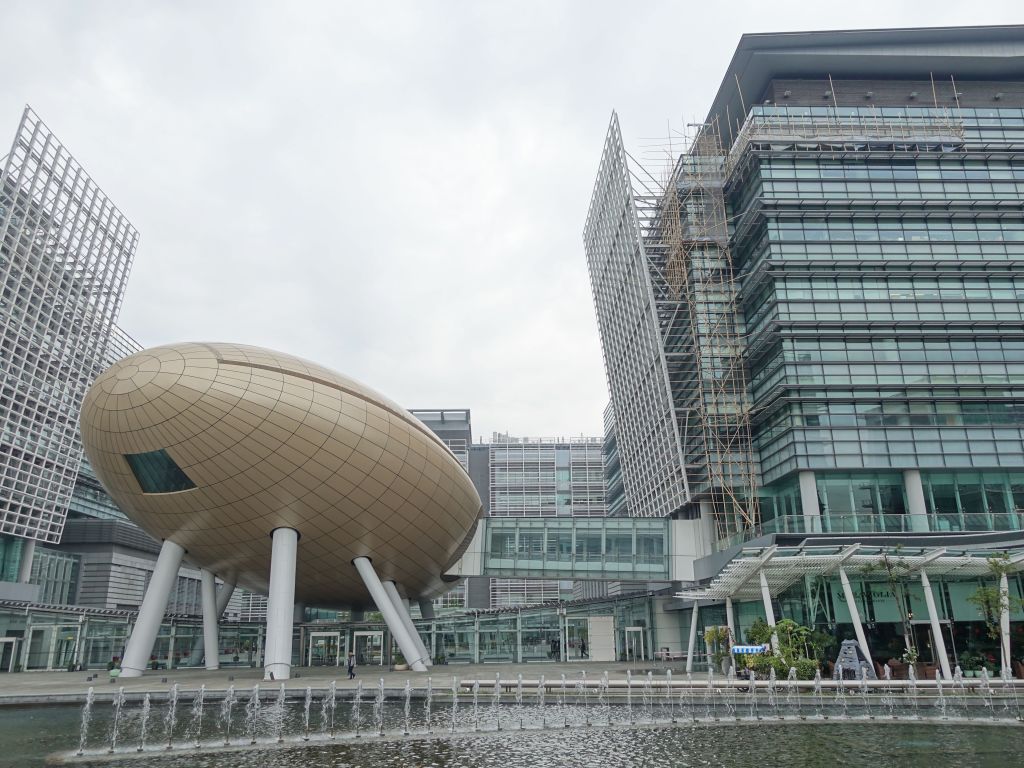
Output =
[
  {"x1": 565, "y1": 617, "x2": 589, "y2": 660},
  {"x1": 53, "y1": 626, "x2": 79, "y2": 670},
  {"x1": 353, "y1": 631, "x2": 384, "y2": 666},
  {"x1": 0, "y1": 638, "x2": 16, "y2": 672},
  {"x1": 625, "y1": 626, "x2": 646, "y2": 662},
  {"x1": 308, "y1": 632, "x2": 343, "y2": 667}
]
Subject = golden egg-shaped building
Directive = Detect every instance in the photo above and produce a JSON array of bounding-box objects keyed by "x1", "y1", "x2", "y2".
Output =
[{"x1": 80, "y1": 342, "x2": 482, "y2": 678}]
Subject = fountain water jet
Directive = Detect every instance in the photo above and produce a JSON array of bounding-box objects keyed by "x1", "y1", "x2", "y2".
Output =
[
  {"x1": 449, "y1": 676, "x2": 459, "y2": 734},
  {"x1": 403, "y1": 679, "x2": 412, "y2": 735},
  {"x1": 352, "y1": 680, "x2": 363, "y2": 738},
  {"x1": 137, "y1": 693, "x2": 152, "y2": 752},
  {"x1": 373, "y1": 678, "x2": 385, "y2": 737},
  {"x1": 302, "y1": 687, "x2": 313, "y2": 740},
  {"x1": 187, "y1": 685, "x2": 206, "y2": 747},
  {"x1": 275, "y1": 684, "x2": 287, "y2": 743},
  {"x1": 424, "y1": 676, "x2": 433, "y2": 733},
  {"x1": 77, "y1": 686, "x2": 95, "y2": 757},
  {"x1": 492, "y1": 674, "x2": 502, "y2": 731},
  {"x1": 108, "y1": 686, "x2": 126, "y2": 754},
  {"x1": 164, "y1": 682, "x2": 179, "y2": 749},
  {"x1": 220, "y1": 685, "x2": 236, "y2": 746}
]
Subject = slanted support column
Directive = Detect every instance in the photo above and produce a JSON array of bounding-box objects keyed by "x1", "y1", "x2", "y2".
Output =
[
  {"x1": 904, "y1": 469, "x2": 930, "y2": 533},
  {"x1": 200, "y1": 570, "x2": 219, "y2": 671},
  {"x1": 383, "y1": 581, "x2": 431, "y2": 667},
  {"x1": 798, "y1": 471, "x2": 821, "y2": 533},
  {"x1": 353, "y1": 557, "x2": 427, "y2": 672},
  {"x1": 418, "y1": 599, "x2": 436, "y2": 620},
  {"x1": 264, "y1": 528, "x2": 298, "y2": 681},
  {"x1": 17, "y1": 538, "x2": 36, "y2": 583},
  {"x1": 725, "y1": 595, "x2": 736, "y2": 648},
  {"x1": 838, "y1": 567, "x2": 873, "y2": 670},
  {"x1": 188, "y1": 578, "x2": 236, "y2": 667},
  {"x1": 121, "y1": 540, "x2": 185, "y2": 678},
  {"x1": 685, "y1": 601, "x2": 699, "y2": 674},
  {"x1": 920, "y1": 570, "x2": 952, "y2": 680},
  {"x1": 1000, "y1": 572, "x2": 1012, "y2": 676},
  {"x1": 759, "y1": 569, "x2": 780, "y2": 654}
]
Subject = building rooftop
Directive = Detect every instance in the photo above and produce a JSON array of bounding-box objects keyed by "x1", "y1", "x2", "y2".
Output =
[{"x1": 708, "y1": 25, "x2": 1024, "y2": 144}]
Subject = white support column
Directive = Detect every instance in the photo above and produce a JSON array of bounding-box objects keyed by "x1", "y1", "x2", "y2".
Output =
[
  {"x1": 17, "y1": 538, "x2": 36, "y2": 583},
  {"x1": 798, "y1": 471, "x2": 821, "y2": 533},
  {"x1": 120, "y1": 540, "x2": 185, "y2": 678},
  {"x1": 838, "y1": 567, "x2": 873, "y2": 670},
  {"x1": 383, "y1": 580, "x2": 432, "y2": 667},
  {"x1": 759, "y1": 569, "x2": 780, "y2": 654},
  {"x1": 1000, "y1": 572, "x2": 1012, "y2": 676},
  {"x1": 725, "y1": 595, "x2": 736, "y2": 647},
  {"x1": 264, "y1": 528, "x2": 298, "y2": 681},
  {"x1": 215, "y1": 580, "x2": 236, "y2": 617},
  {"x1": 353, "y1": 557, "x2": 427, "y2": 672},
  {"x1": 187, "y1": 578, "x2": 236, "y2": 667},
  {"x1": 200, "y1": 569, "x2": 219, "y2": 671},
  {"x1": 904, "y1": 469, "x2": 931, "y2": 533},
  {"x1": 920, "y1": 570, "x2": 952, "y2": 680},
  {"x1": 418, "y1": 599, "x2": 436, "y2": 620},
  {"x1": 685, "y1": 601, "x2": 699, "y2": 674}
]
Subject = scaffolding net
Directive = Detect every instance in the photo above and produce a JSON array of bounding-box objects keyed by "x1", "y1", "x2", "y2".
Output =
[{"x1": 629, "y1": 118, "x2": 759, "y2": 541}]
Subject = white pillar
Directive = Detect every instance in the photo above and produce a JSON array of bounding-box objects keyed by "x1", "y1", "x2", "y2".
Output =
[
  {"x1": 187, "y1": 578, "x2": 236, "y2": 667},
  {"x1": 759, "y1": 569, "x2": 780, "y2": 654},
  {"x1": 920, "y1": 570, "x2": 951, "y2": 680},
  {"x1": 17, "y1": 539, "x2": 36, "y2": 583},
  {"x1": 200, "y1": 569, "x2": 219, "y2": 671},
  {"x1": 383, "y1": 580, "x2": 432, "y2": 667},
  {"x1": 1000, "y1": 572, "x2": 1012, "y2": 676},
  {"x1": 839, "y1": 567, "x2": 873, "y2": 670},
  {"x1": 799, "y1": 471, "x2": 821, "y2": 533},
  {"x1": 685, "y1": 601, "x2": 699, "y2": 674},
  {"x1": 418, "y1": 599, "x2": 436, "y2": 620},
  {"x1": 264, "y1": 528, "x2": 298, "y2": 681},
  {"x1": 215, "y1": 580, "x2": 236, "y2": 617},
  {"x1": 353, "y1": 557, "x2": 427, "y2": 672},
  {"x1": 904, "y1": 469, "x2": 930, "y2": 533},
  {"x1": 120, "y1": 540, "x2": 185, "y2": 678},
  {"x1": 725, "y1": 595, "x2": 736, "y2": 647}
]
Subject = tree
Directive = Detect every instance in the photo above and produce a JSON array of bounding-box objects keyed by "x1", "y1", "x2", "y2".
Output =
[{"x1": 861, "y1": 548, "x2": 916, "y2": 661}]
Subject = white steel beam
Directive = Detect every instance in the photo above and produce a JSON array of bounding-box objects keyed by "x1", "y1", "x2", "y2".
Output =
[
  {"x1": 120, "y1": 540, "x2": 184, "y2": 678},
  {"x1": 353, "y1": 557, "x2": 427, "y2": 672},
  {"x1": 383, "y1": 580, "x2": 431, "y2": 668}
]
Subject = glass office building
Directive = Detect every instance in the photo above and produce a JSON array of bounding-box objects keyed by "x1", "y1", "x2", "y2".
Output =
[
  {"x1": 586, "y1": 25, "x2": 1024, "y2": 544},
  {"x1": 582, "y1": 27, "x2": 1024, "y2": 675}
]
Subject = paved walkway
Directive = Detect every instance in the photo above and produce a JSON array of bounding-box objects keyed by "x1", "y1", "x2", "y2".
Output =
[{"x1": 0, "y1": 660, "x2": 686, "y2": 704}]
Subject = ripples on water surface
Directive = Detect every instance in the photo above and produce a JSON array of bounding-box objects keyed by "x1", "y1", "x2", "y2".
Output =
[
  {"x1": 113, "y1": 725, "x2": 1017, "y2": 768},
  {"x1": 1, "y1": 706, "x2": 1020, "y2": 768}
]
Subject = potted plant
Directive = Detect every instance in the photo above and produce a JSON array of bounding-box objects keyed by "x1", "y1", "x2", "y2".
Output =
[
  {"x1": 959, "y1": 650, "x2": 983, "y2": 677},
  {"x1": 703, "y1": 626, "x2": 731, "y2": 674},
  {"x1": 393, "y1": 650, "x2": 408, "y2": 672}
]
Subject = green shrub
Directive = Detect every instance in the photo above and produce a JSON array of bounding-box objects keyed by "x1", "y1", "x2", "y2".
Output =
[
  {"x1": 793, "y1": 658, "x2": 819, "y2": 680},
  {"x1": 745, "y1": 618, "x2": 774, "y2": 646}
]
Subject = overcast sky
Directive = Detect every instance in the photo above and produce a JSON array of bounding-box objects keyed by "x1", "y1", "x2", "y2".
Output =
[{"x1": 1, "y1": 2, "x2": 1019, "y2": 440}]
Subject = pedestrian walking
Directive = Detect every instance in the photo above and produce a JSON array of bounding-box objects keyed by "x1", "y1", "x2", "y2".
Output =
[{"x1": 347, "y1": 651, "x2": 356, "y2": 680}]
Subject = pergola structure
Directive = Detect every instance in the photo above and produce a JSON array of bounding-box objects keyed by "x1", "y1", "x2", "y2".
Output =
[{"x1": 676, "y1": 544, "x2": 1024, "y2": 679}]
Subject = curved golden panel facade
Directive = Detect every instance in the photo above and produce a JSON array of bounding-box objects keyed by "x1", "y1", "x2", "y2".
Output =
[{"x1": 80, "y1": 342, "x2": 482, "y2": 607}]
